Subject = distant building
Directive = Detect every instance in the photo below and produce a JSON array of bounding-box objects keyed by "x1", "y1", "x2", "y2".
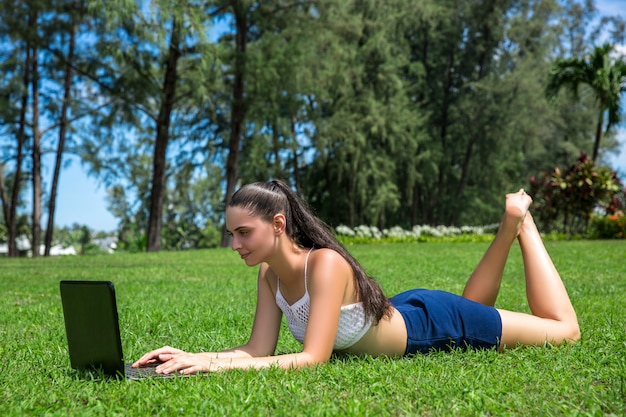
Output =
[
  {"x1": 0, "y1": 236, "x2": 77, "y2": 257},
  {"x1": 93, "y1": 237, "x2": 118, "y2": 254}
]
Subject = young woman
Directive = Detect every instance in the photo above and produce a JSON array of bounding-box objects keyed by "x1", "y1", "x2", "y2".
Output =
[{"x1": 133, "y1": 180, "x2": 580, "y2": 374}]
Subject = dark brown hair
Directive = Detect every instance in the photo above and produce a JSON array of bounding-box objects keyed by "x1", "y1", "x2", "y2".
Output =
[{"x1": 227, "y1": 179, "x2": 392, "y2": 323}]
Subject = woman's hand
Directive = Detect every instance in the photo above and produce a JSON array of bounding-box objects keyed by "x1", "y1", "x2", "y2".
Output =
[
  {"x1": 131, "y1": 346, "x2": 187, "y2": 368},
  {"x1": 132, "y1": 346, "x2": 229, "y2": 375},
  {"x1": 152, "y1": 352, "x2": 227, "y2": 375}
]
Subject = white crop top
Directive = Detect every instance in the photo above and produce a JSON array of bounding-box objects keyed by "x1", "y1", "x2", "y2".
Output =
[{"x1": 275, "y1": 248, "x2": 373, "y2": 350}]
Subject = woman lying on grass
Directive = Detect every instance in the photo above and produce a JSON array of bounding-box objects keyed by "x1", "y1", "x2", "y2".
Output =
[{"x1": 133, "y1": 180, "x2": 580, "y2": 374}]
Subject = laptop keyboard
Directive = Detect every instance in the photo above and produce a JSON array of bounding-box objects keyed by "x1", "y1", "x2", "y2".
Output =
[{"x1": 124, "y1": 363, "x2": 177, "y2": 379}]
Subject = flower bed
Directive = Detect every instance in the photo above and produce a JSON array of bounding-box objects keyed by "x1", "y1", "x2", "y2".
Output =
[{"x1": 335, "y1": 224, "x2": 499, "y2": 244}]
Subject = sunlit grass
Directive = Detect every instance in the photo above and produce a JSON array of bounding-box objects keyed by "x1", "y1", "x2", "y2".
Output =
[{"x1": 1, "y1": 240, "x2": 625, "y2": 416}]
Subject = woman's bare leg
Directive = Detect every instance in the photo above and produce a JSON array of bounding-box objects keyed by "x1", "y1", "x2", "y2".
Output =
[
  {"x1": 462, "y1": 189, "x2": 579, "y2": 348},
  {"x1": 517, "y1": 213, "x2": 578, "y2": 322},
  {"x1": 462, "y1": 190, "x2": 531, "y2": 306},
  {"x1": 497, "y1": 213, "x2": 580, "y2": 349}
]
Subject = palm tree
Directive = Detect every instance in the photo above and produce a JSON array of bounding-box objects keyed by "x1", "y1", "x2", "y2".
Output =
[{"x1": 546, "y1": 43, "x2": 626, "y2": 163}]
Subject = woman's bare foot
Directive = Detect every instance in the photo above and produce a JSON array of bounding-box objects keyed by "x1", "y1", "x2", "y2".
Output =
[
  {"x1": 461, "y1": 189, "x2": 532, "y2": 305},
  {"x1": 500, "y1": 189, "x2": 533, "y2": 238},
  {"x1": 518, "y1": 209, "x2": 540, "y2": 241}
]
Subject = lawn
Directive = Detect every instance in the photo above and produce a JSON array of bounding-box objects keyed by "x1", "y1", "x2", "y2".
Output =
[{"x1": 1, "y1": 240, "x2": 625, "y2": 416}]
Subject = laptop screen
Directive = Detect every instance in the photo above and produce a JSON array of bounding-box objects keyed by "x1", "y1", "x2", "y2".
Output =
[{"x1": 59, "y1": 281, "x2": 125, "y2": 377}]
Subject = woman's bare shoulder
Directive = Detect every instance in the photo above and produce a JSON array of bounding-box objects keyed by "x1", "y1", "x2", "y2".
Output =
[
  {"x1": 308, "y1": 248, "x2": 355, "y2": 300},
  {"x1": 309, "y1": 248, "x2": 352, "y2": 276},
  {"x1": 311, "y1": 247, "x2": 348, "y2": 264}
]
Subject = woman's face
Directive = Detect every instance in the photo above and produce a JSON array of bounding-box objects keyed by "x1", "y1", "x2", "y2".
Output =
[{"x1": 225, "y1": 206, "x2": 278, "y2": 266}]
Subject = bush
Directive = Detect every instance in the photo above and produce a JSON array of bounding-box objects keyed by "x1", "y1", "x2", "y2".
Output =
[
  {"x1": 529, "y1": 152, "x2": 624, "y2": 236},
  {"x1": 589, "y1": 214, "x2": 626, "y2": 239}
]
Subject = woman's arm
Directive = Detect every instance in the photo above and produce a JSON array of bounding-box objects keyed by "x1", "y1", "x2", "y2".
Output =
[
  {"x1": 132, "y1": 265, "x2": 283, "y2": 368},
  {"x1": 301, "y1": 249, "x2": 349, "y2": 361},
  {"x1": 153, "y1": 351, "x2": 318, "y2": 374},
  {"x1": 147, "y1": 250, "x2": 351, "y2": 374}
]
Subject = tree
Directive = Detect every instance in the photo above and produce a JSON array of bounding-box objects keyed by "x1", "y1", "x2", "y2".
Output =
[
  {"x1": 82, "y1": 0, "x2": 216, "y2": 252},
  {"x1": 240, "y1": 0, "x2": 321, "y2": 189},
  {"x1": 145, "y1": 15, "x2": 182, "y2": 252},
  {"x1": 1, "y1": 0, "x2": 96, "y2": 257},
  {"x1": 219, "y1": 0, "x2": 249, "y2": 247},
  {"x1": 546, "y1": 43, "x2": 626, "y2": 163},
  {"x1": 0, "y1": 0, "x2": 34, "y2": 257},
  {"x1": 3, "y1": 0, "x2": 623, "y2": 253},
  {"x1": 30, "y1": 5, "x2": 43, "y2": 257},
  {"x1": 214, "y1": 0, "x2": 323, "y2": 246},
  {"x1": 44, "y1": 0, "x2": 80, "y2": 256},
  {"x1": 301, "y1": 0, "x2": 420, "y2": 229}
]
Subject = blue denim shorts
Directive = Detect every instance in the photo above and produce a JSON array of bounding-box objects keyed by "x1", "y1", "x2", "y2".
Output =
[{"x1": 390, "y1": 289, "x2": 502, "y2": 355}]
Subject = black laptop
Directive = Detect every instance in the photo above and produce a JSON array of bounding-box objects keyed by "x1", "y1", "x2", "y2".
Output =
[{"x1": 59, "y1": 280, "x2": 173, "y2": 380}]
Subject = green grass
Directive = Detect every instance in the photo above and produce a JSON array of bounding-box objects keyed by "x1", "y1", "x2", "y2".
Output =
[{"x1": 1, "y1": 241, "x2": 625, "y2": 416}]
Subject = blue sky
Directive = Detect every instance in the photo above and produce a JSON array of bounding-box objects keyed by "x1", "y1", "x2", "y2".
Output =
[
  {"x1": 52, "y1": 155, "x2": 116, "y2": 231},
  {"x1": 48, "y1": 1, "x2": 626, "y2": 231}
]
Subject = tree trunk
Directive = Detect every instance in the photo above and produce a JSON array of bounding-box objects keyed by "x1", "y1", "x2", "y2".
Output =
[
  {"x1": 146, "y1": 19, "x2": 181, "y2": 252},
  {"x1": 410, "y1": 182, "x2": 418, "y2": 227},
  {"x1": 0, "y1": 166, "x2": 9, "y2": 228},
  {"x1": 221, "y1": 1, "x2": 248, "y2": 248},
  {"x1": 7, "y1": 27, "x2": 33, "y2": 257},
  {"x1": 31, "y1": 33, "x2": 42, "y2": 257},
  {"x1": 45, "y1": 1, "x2": 77, "y2": 256},
  {"x1": 591, "y1": 108, "x2": 603, "y2": 163},
  {"x1": 450, "y1": 134, "x2": 477, "y2": 225},
  {"x1": 434, "y1": 47, "x2": 455, "y2": 225},
  {"x1": 290, "y1": 114, "x2": 300, "y2": 193}
]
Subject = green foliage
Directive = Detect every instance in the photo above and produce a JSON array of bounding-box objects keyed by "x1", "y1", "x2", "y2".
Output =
[
  {"x1": 589, "y1": 214, "x2": 626, "y2": 239},
  {"x1": 1, "y1": 242, "x2": 626, "y2": 415},
  {"x1": 2, "y1": 0, "x2": 626, "y2": 254},
  {"x1": 546, "y1": 43, "x2": 626, "y2": 162},
  {"x1": 116, "y1": 222, "x2": 147, "y2": 253},
  {"x1": 298, "y1": 0, "x2": 421, "y2": 229},
  {"x1": 529, "y1": 153, "x2": 624, "y2": 236},
  {"x1": 197, "y1": 220, "x2": 222, "y2": 249}
]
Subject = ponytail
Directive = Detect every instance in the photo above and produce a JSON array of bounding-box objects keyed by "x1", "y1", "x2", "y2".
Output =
[{"x1": 227, "y1": 180, "x2": 392, "y2": 323}]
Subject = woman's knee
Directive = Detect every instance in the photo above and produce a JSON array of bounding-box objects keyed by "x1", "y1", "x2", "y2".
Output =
[
  {"x1": 498, "y1": 309, "x2": 580, "y2": 347},
  {"x1": 563, "y1": 320, "x2": 581, "y2": 343}
]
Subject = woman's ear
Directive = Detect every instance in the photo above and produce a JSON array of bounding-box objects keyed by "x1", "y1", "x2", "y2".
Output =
[{"x1": 273, "y1": 213, "x2": 286, "y2": 235}]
